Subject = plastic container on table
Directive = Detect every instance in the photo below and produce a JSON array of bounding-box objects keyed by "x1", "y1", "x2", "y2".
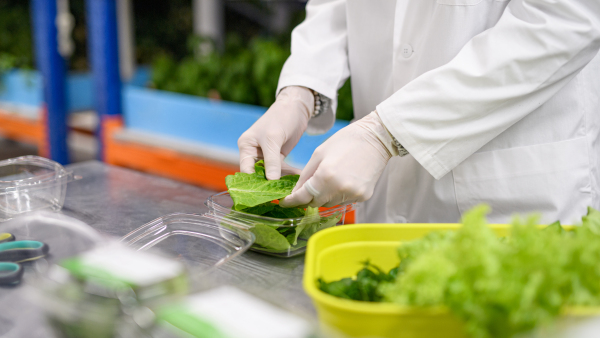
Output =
[
  {"x1": 121, "y1": 212, "x2": 255, "y2": 277},
  {"x1": 205, "y1": 191, "x2": 356, "y2": 257},
  {"x1": 303, "y1": 223, "x2": 600, "y2": 338},
  {"x1": 0, "y1": 156, "x2": 77, "y2": 221},
  {"x1": 17, "y1": 212, "x2": 255, "y2": 338}
]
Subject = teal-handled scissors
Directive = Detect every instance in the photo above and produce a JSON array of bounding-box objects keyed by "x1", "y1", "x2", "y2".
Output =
[
  {"x1": 0, "y1": 234, "x2": 48, "y2": 285},
  {"x1": 0, "y1": 240, "x2": 49, "y2": 263},
  {"x1": 0, "y1": 262, "x2": 23, "y2": 285}
]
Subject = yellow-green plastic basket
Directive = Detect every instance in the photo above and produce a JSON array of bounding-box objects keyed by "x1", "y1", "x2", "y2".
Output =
[{"x1": 303, "y1": 223, "x2": 598, "y2": 338}]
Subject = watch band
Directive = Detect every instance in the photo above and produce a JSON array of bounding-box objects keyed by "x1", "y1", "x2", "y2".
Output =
[
  {"x1": 371, "y1": 110, "x2": 409, "y2": 157},
  {"x1": 311, "y1": 90, "x2": 331, "y2": 118},
  {"x1": 391, "y1": 135, "x2": 409, "y2": 157}
]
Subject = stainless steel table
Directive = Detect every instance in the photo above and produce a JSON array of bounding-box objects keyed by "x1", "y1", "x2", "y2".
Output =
[
  {"x1": 5, "y1": 161, "x2": 597, "y2": 338},
  {"x1": 0, "y1": 161, "x2": 313, "y2": 337}
]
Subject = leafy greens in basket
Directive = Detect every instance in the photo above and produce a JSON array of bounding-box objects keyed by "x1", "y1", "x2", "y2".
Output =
[
  {"x1": 318, "y1": 205, "x2": 600, "y2": 338},
  {"x1": 225, "y1": 161, "x2": 341, "y2": 253},
  {"x1": 318, "y1": 261, "x2": 398, "y2": 302}
]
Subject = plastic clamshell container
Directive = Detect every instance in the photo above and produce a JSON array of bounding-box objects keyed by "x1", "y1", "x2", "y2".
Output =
[
  {"x1": 0, "y1": 156, "x2": 75, "y2": 221},
  {"x1": 206, "y1": 191, "x2": 356, "y2": 257},
  {"x1": 121, "y1": 213, "x2": 255, "y2": 276},
  {"x1": 304, "y1": 223, "x2": 600, "y2": 338}
]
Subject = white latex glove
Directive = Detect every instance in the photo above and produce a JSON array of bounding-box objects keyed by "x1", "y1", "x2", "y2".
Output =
[
  {"x1": 238, "y1": 86, "x2": 314, "y2": 180},
  {"x1": 280, "y1": 111, "x2": 397, "y2": 208}
]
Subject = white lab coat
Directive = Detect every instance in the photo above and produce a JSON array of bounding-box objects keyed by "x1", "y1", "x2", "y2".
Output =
[{"x1": 276, "y1": 0, "x2": 600, "y2": 224}]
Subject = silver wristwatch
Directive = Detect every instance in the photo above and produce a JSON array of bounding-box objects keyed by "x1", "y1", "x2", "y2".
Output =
[
  {"x1": 372, "y1": 110, "x2": 410, "y2": 157},
  {"x1": 311, "y1": 90, "x2": 331, "y2": 118},
  {"x1": 392, "y1": 135, "x2": 409, "y2": 157}
]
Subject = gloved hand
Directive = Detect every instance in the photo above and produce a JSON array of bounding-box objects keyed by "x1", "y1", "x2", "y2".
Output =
[
  {"x1": 280, "y1": 111, "x2": 397, "y2": 208},
  {"x1": 238, "y1": 86, "x2": 314, "y2": 180}
]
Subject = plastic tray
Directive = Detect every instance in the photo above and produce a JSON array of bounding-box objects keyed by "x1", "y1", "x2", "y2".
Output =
[
  {"x1": 0, "y1": 156, "x2": 76, "y2": 221},
  {"x1": 303, "y1": 223, "x2": 600, "y2": 338},
  {"x1": 121, "y1": 213, "x2": 255, "y2": 276},
  {"x1": 206, "y1": 191, "x2": 355, "y2": 257}
]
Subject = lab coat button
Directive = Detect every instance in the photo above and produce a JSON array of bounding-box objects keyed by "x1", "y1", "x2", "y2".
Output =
[{"x1": 401, "y1": 44, "x2": 413, "y2": 58}]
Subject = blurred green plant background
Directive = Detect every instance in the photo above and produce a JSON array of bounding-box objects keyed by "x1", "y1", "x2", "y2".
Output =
[
  {"x1": 150, "y1": 34, "x2": 354, "y2": 120},
  {"x1": 0, "y1": 0, "x2": 354, "y2": 120},
  {"x1": 0, "y1": 0, "x2": 34, "y2": 77}
]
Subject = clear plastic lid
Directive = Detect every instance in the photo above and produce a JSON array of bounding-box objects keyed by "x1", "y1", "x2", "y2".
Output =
[
  {"x1": 0, "y1": 156, "x2": 80, "y2": 220},
  {"x1": 121, "y1": 213, "x2": 255, "y2": 276}
]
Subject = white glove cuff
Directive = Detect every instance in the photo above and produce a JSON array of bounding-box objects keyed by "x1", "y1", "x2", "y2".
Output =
[
  {"x1": 360, "y1": 111, "x2": 401, "y2": 157},
  {"x1": 277, "y1": 86, "x2": 315, "y2": 120}
]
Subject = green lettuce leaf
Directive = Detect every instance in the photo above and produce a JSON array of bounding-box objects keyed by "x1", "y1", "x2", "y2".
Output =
[
  {"x1": 263, "y1": 204, "x2": 305, "y2": 219},
  {"x1": 302, "y1": 214, "x2": 342, "y2": 239},
  {"x1": 254, "y1": 160, "x2": 266, "y2": 177},
  {"x1": 251, "y1": 240, "x2": 308, "y2": 254},
  {"x1": 224, "y1": 161, "x2": 342, "y2": 253},
  {"x1": 221, "y1": 211, "x2": 341, "y2": 253},
  {"x1": 242, "y1": 202, "x2": 277, "y2": 215},
  {"x1": 250, "y1": 223, "x2": 291, "y2": 251},
  {"x1": 292, "y1": 207, "x2": 320, "y2": 246},
  {"x1": 582, "y1": 206, "x2": 600, "y2": 235},
  {"x1": 225, "y1": 160, "x2": 299, "y2": 210},
  {"x1": 318, "y1": 261, "x2": 396, "y2": 302}
]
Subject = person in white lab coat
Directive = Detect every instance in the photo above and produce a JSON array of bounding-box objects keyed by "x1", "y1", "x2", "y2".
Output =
[{"x1": 238, "y1": 0, "x2": 600, "y2": 224}]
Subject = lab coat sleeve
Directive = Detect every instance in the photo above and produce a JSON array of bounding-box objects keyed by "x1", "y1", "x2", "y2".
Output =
[
  {"x1": 376, "y1": 0, "x2": 600, "y2": 179},
  {"x1": 276, "y1": 0, "x2": 350, "y2": 135}
]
